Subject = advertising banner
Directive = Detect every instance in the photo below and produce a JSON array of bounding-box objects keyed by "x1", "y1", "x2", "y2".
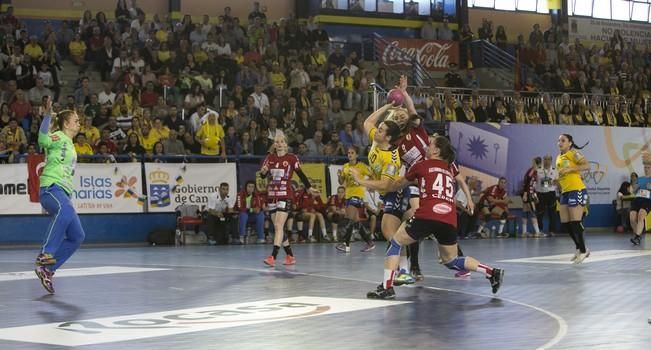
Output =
[
  {"x1": 328, "y1": 164, "x2": 344, "y2": 196},
  {"x1": 0, "y1": 163, "x2": 41, "y2": 215},
  {"x1": 375, "y1": 37, "x2": 459, "y2": 71},
  {"x1": 449, "y1": 122, "x2": 651, "y2": 204},
  {"x1": 1, "y1": 163, "x2": 145, "y2": 215},
  {"x1": 569, "y1": 17, "x2": 651, "y2": 46},
  {"x1": 144, "y1": 163, "x2": 237, "y2": 212},
  {"x1": 292, "y1": 163, "x2": 327, "y2": 201}
]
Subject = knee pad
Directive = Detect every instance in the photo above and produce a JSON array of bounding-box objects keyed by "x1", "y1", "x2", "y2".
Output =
[
  {"x1": 444, "y1": 256, "x2": 466, "y2": 271},
  {"x1": 386, "y1": 239, "x2": 401, "y2": 257}
]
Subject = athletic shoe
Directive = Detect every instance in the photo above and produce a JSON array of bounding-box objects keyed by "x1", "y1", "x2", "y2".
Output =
[
  {"x1": 263, "y1": 255, "x2": 276, "y2": 267},
  {"x1": 488, "y1": 268, "x2": 504, "y2": 294},
  {"x1": 631, "y1": 235, "x2": 641, "y2": 246},
  {"x1": 454, "y1": 270, "x2": 472, "y2": 278},
  {"x1": 35, "y1": 266, "x2": 54, "y2": 294},
  {"x1": 283, "y1": 255, "x2": 296, "y2": 265},
  {"x1": 335, "y1": 243, "x2": 351, "y2": 253},
  {"x1": 308, "y1": 236, "x2": 317, "y2": 243},
  {"x1": 360, "y1": 242, "x2": 376, "y2": 252},
  {"x1": 321, "y1": 235, "x2": 330, "y2": 243},
  {"x1": 393, "y1": 271, "x2": 416, "y2": 286},
  {"x1": 570, "y1": 249, "x2": 580, "y2": 262},
  {"x1": 410, "y1": 267, "x2": 424, "y2": 281},
  {"x1": 256, "y1": 239, "x2": 266, "y2": 244},
  {"x1": 497, "y1": 233, "x2": 509, "y2": 239},
  {"x1": 35, "y1": 253, "x2": 56, "y2": 266},
  {"x1": 573, "y1": 249, "x2": 590, "y2": 264},
  {"x1": 366, "y1": 285, "x2": 396, "y2": 299}
]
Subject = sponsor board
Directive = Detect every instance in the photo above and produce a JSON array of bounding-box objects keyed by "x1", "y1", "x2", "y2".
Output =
[
  {"x1": 0, "y1": 163, "x2": 144, "y2": 215},
  {"x1": 376, "y1": 37, "x2": 459, "y2": 71},
  {"x1": 0, "y1": 297, "x2": 409, "y2": 346},
  {"x1": 0, "y1": 266, "x2": 169, "y2": 282},
  {"x1": 144, "y1": 163, "x2": 237, "y2": 212},
  {"x1": 569, "y1": 17, "x2": 651, "y2": 47},
  {"x1": 499, "y1": 249, "x2": 651, "y2": 264}
]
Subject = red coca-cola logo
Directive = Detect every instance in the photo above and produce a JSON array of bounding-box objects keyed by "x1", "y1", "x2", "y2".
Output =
[{"x1": 378, "y1": 38, "x2": 459, "y2": 71}]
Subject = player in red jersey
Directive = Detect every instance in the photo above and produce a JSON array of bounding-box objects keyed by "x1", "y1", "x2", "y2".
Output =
[
  {"x1": 326, "y1": 186, "x2": 347, "y2": 242},
  {"x1": 297, "y1": 184, "x2": 328, "y2": 242},
  {"x1": 521, "y1": 157, "x2": 542, "y2": 237},
  {"x1": 354, "y1": 135, "x2": 504, "y2": 299},
  {"x1": 476, "y1": 178, "x2": 511, "y2": 238},
  {"x1": 260, "y1": 134, "x2": 317, "y2": 267}
]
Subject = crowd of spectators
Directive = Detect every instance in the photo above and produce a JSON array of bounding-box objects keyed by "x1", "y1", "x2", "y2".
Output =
[{"x1": 0, "y1": 1, "x2": 387, "y2": 165}]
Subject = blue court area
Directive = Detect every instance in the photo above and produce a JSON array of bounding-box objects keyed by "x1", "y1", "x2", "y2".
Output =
[{"x1": 0, "y1": 234, "x2": 650, "y2": 350}]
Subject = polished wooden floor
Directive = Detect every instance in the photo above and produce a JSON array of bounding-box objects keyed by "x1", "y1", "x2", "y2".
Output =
[{"x1": 1, "y1": 233, "x2": 650, "y2": 350}]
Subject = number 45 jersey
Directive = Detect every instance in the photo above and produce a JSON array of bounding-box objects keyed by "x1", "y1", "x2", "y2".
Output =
[{"x1": 405, "y1": 159, "x2": 459, "y2": 227}]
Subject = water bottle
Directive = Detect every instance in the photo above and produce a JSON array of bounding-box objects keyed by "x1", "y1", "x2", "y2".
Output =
[{"x1": 175, "y1": 229, "x2": 181, "y2": 247}]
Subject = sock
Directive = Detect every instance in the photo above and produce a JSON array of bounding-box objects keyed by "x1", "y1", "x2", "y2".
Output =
[
  {"x1": 409, "y1": 242, "x2": 420, "y2": 269},
  {"x1": 521, "y1": 218, "x2": 528, "y2": 234},
  {"x1": 532, "y1": 220, "x2": 540, "y2": 234},
  {"x1": 272, "y1": 245, "x2": 280, "y2": 259},
  {"x1": 498, "y1": 220, "x2": 506, "y2": 234},
  {"x1": 332, "y1": 228, "x2": 338, "y2": 240},
  {"x1": 308, "y1": 229, "x2": 313, "y2": 238},
  {"x1": 475, "y1": 263, "x2": 493, "y2": 277},
  {"x1": 477, "y1": 223, "x2": 485, "y2": 233},
  {"x1": 383, "y1": 269, "x2": 395, "y2": 289},
  {"x1": 399, "y1": 255, "x2": 409, "y2": 273},
  {"x1": 572, "y1": 221, "x2": 587, "y2": 253},
  {"x1": 343, "y1": 221, "x2": 354, "y2": 246},
  {"x1": 358, "y1": 222, "x2": 373, "y2": 244},
  {"x1": 563, "y1": 222, "x2": 579, "y2": 249},
  {"x1": 283, "y1": 245, "x2": 294, "y2": 257},
  {"x1": 457, "y1": 245, "x2": 464, "y2": 257}
]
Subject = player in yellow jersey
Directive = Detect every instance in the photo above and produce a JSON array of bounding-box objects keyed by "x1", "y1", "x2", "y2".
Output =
[
  {"x1": 336, "y1": 146, "x2": 375, "y2": 253},
  {"x1": 556, "y1": 134, "x2": 591, "y2": 263}
]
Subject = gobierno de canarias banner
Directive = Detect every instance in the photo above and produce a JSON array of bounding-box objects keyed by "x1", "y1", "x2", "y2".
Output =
[
  {"x1": 0, "y1": 162, "x2": 144, "y2": 215},
  {"x1": 143, "y1": 163, "x2": 237, "y2": 212},
  {"x1": 449, "y1": 122, "x2": 651, "y2": 205}
]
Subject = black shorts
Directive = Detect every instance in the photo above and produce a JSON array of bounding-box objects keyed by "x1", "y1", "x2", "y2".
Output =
[
  {"x1": 631, "y1": 197, "x2": 651, "y2": 213},
  {"x1": 405, "y1": 218, "x2": 457, "y2": 245},
  {"x1": 268, "y1": 198, "x2": 292, "y2": 214}
]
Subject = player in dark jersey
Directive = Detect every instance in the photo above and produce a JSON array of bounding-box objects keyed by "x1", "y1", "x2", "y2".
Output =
[
  {"x1": 354, "y1": 135, "x2": 504, "y2": 299},
  {"x1": 521, "y1": 157, "x2": 542, "y2": 237},
  {"x1": 260, "y1": 134, "x2": 317, "y2": 267}
]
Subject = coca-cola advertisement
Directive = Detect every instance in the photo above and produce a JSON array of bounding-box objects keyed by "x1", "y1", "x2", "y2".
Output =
[{"x1": 376, "y1": 38, "x2": 459, "y2": 71}]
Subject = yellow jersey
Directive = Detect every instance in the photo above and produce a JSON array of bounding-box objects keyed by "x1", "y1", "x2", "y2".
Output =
[
  {"x1": 367, "y1": 128, "x2": 400, "y2": 195},
  {"x1": 341, "y1": 162, "x2": 369, "y2": 199},
  {"x1": 197, "y1": 122, "x2": 224, "y2": 155},
  {"x1": 556, "y1": 149, "x2": 586, "y2": 193}
]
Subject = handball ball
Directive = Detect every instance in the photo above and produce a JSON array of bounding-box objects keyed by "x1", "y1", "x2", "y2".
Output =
[
  {"x1": 387, "y1": 89, "x2": 405, "y2": 106},
  {"x1": 616, "y1": 225, "x2": 624, "y2": 233}
]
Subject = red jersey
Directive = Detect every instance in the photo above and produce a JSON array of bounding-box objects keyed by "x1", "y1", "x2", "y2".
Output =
[
  {"x1": 397, "y1": 125, "x2": 429, "y2": 170},
  {"x1": 522, "y1": 167, "x2": 537, "y2": 195},
  {"x1": 298, "y1": 189, "x2": 324, "y2": 211},
  {"x1": 405, "y1": 159, "x2": 459, "y2": 227},
  {"x1": 327, "y1": 195, "x2": 346, "y2": 210},
  {"x1": 262, "y1": 153, "x2": 301, "y2": 199},
  {"x1": 235, "y1": 190, "x2": 265, "y2": 213},
  {"x1": 479, "y1": 184, "x2": 507, "y2": 206}
]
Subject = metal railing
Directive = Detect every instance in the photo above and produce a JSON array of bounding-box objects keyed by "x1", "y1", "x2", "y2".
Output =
[{"x1": 470, "y1": 40, "x2": 544, "y2": 89}]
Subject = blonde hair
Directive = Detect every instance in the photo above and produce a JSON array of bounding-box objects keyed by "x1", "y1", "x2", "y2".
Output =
[{"x1": 53, "y1": 110, "x2": 77, "y2": 132}]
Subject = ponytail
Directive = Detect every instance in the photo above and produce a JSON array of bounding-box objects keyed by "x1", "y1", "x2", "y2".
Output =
[
  {"x1": 54, "y1": 110, "x2": 76, "y2": 132},
  {"x1": 562, "y1": 133, "x2": 589, "y2": 150},
  {"x1": 434, "y1": 135, "x2": 456, "y2": 164}
]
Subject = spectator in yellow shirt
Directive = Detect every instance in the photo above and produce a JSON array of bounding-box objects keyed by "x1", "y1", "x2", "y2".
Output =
[
  {"x1": 74, "y1": 133, "x2": 94, "y2": 161},
  {"x1": 196, "y1": 112, "x2": 225, "y2": 157},
  {"x1": 150, "y1": 117, "x2": 170, "y2": 140},
  {"x1": 80, "y1": 116, "x2": 100, "y2": 144},
  {"x1": 139, "y1": 124, "x2": 160, "y2": 154},
  {"x1": 24, "y1": 36, "x2": 44, "y2": 63},
  {"x1": 68, "y1": 33, "x2": 87, "y2": 66}
]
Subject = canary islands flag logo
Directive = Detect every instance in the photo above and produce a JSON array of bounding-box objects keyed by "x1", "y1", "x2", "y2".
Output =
[{"x1": 149, "y1": 169, "x2": 171, "y2": 208}]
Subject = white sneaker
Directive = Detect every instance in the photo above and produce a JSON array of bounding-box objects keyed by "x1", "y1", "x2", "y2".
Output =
[
  {"x1": 573, "y1": 249, "x2": 590, "y2": 264},
  {"x1": 570, "y1": 249, "x2": 580, "y2": 262}
]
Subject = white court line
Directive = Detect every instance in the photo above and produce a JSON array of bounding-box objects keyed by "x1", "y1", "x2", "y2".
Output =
[
  {"x1": 116, "y1": 262, "x2": 568, "y2": 350},
  {"x1": 0, "y1": 266, "x2": 170, "y2": 282},
  {"x1": 499, "y1": 249, "x2": 651, "y2": 265}
]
